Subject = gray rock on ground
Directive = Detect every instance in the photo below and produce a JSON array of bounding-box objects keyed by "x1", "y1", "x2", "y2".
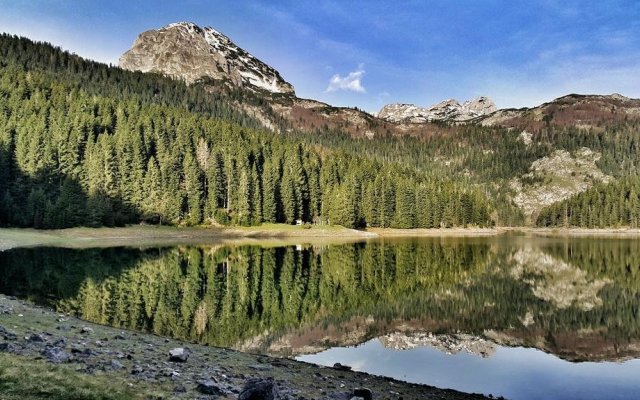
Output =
[
  {"x1": 353, "y1": 387, "x2": 373, "y2": 400},
  {"x1": 41, "y1": 347, "x2": 71, "y2": 363},
  {"x1": 197, "y1": 379, "x2": 228, "y2": 395},
  {"x1": 239, "y1": 378, "x2": 279, "y2": 400},
  {"x1": 169, "y1": 347, "x2": 189, "y2": 362}
]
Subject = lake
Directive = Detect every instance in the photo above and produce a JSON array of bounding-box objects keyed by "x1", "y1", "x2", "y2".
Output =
[{"x1": 2, "y1": 234, "x2": 639, "y2": 399}]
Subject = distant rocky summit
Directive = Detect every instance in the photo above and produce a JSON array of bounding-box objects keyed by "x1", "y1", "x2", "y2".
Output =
[
  {"x1": 119, "y1": 22, "x2": 295, "y2": 95},
  {"x1": 377, "y1": 97, "x2": 497, "y2": 123}
]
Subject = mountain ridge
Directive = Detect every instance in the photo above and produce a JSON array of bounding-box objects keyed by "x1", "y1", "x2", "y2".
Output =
[
  {"x1": 377, "y1": 96, "x2": 497, "y2": 123},
  {"x1": 119, "y1": 22, "x2": 640, "y2": 140}
]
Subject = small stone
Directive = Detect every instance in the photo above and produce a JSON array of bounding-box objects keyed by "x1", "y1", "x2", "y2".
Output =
[
  {"x1": 131, "y1": 365, "x2": 144, "y2": 375},
  {"x1": 249, "y1": 363, "x2": 273, "y2": 370},
  {"x1": 80, "y1": 327, "x2": 94, "y2": 334},
  {"x1": 27, "y1": 333, "x2": 46, "y2": 342},
  {"x1": 56, "y1": 325, "x2": 71, "y2": 332},
  {"x1": 160, "y1": 368, "x2": 180, "y2": 377},
  {"x1": 111, "y1": 360, "x2": 124, "y2": 370},
  {"x1": 197, "y1": 379, "x2": 227, "y2": 395},
  {"x1": 0, "y1": 326, "x2": 17, "y2": 341},
  {"x1": 239, "y1": 378, "x2": 279, "y2": 400},
  {"x1": 41, "y1": 347, "x2": 71, "y2": 364},
  {"x1": 353, "y1": 388, "x2": 373, "y2": 400},
  {"x1": 174, "y1": 384, "x2": 187, "y2": 393},
  {"x1": 114, "y1": 334, "x2": 126, "y2": 340},
  {"x1": 333, "y1": 363, "x2": 352, "y2": 371},
  {"x1": 168, "y1": 347, "x2": 188, "y2": 362}
]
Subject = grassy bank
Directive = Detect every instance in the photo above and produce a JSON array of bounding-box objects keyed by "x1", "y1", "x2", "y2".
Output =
[
  {"x1": 0, "y1": 224, "x2": 376, "y2": 251},
  {"x1": 367, "y1": 227, "x2": 504, "y2": 237},
  {"x1": 0, "y1": 353, "x2": 165, "y2": 400},
  {"x1": 3, "y1": 224, "x2": 640, "y2": 252}
]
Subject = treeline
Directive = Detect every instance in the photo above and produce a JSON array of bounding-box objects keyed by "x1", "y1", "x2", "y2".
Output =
[
  {"x1": 536, "y1": 177, "x2": 640, "y2": 228},
  {"x1": 0, "y1": 46, "x2": 493, "y2": 229}
]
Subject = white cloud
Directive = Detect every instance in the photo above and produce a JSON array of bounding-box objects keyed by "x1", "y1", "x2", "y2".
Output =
[{"x1": 325, "y1": 67, "x2": 366, "y2": 93}]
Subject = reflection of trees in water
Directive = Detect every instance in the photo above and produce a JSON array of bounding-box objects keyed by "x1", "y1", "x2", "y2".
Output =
[{"x1": 1, "y1": 239, "x2": 639, "y2": 359}]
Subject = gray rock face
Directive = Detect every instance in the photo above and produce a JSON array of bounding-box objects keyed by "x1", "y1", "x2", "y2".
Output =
[
  {"x1": 377, "y1": 96, "x2": 497, "y2": 123},
  {"x1": 120, "y1": 22, "x2": 295, "y2": 95}
]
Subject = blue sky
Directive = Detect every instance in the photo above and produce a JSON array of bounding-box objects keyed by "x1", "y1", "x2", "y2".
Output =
[{"x1": 1, "y1": 1, "x2": 639, "y2": 112}]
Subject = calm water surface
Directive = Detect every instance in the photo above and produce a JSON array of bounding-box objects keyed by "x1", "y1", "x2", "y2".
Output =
[{"x1": 2, "y1": 234, "x2": 639, "y2": 399}]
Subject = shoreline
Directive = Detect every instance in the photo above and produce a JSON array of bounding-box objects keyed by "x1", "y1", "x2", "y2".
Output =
[
  {"x1": 0, "y1": 294, "x2": 490, "y2": 400},
  {"x1": 2, "y1": 224, "x2": 640, "y2": 251}
]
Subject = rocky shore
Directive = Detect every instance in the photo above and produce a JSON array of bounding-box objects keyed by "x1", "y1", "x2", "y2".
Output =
[{"x1": 0, "y1": 294, "x2": 491, "y2": 399}]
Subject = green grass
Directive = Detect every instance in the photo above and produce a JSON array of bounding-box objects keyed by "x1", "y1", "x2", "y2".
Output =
[
  {"x1": 0, "y1": 353, "x2": 165, "y2": 400},
  {"x1": 0, "y1": 224, "x2": 369, "y2": 251},
  {"x1": 236, "y1": 222, "x2": 351, "y2": 232}
]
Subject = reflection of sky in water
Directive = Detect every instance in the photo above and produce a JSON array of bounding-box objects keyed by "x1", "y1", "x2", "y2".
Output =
[{"x1": 297, "y1": 339, "x2": 640, "y2": 400}]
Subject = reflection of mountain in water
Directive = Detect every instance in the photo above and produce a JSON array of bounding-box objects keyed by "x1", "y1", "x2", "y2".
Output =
[
  {"x1": 1, "y1": 237, "x2": 639, "y2": 362},
  {"x1": 510, "y1": 247, "x2": 610, "y2": 311},
  {"x1": 379, "y1": 332, "x2": 496, "y2": 358}
]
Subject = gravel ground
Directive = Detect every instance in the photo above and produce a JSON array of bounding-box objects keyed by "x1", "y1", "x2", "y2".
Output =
[{"x1": 0, "y1": 294, "x2": 492, "y2": 399}]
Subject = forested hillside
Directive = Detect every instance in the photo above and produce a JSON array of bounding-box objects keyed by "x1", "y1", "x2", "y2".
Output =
[
  {"x1": 536, "y1": 177, "x2": 640, "y2": 228},
  {"x1": 3, "y1": 34, "x2": 640, "y2": 229},
  {"x1": 0, "y1": 34, "x2": 492, "y2": 229}
]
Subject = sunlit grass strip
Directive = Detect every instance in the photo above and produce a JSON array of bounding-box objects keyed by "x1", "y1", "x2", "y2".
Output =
[{"x1": 0, "y1": 353, "x2": 164, "y2": 400}]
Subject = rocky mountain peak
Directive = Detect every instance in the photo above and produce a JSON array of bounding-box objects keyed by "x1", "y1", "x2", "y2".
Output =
[
  {"x1": 463, "y1": 96, "x2": 497, "y2": 115},
  {"x1": 119, "y1": 22, "x2": 295, "y2": 95},
  {"x1": 377, "y1": 96, "x2": 496, "y2": 123}
]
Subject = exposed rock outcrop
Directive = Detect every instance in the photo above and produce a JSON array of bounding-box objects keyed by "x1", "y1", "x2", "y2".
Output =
[{"x1": 510, "y1": 147, "x2": 613, "y2": 222}]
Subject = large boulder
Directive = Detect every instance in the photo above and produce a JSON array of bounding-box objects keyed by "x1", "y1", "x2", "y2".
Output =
[{"x1": 239, "y1": 378, "x2": 279, "y2": 400}]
